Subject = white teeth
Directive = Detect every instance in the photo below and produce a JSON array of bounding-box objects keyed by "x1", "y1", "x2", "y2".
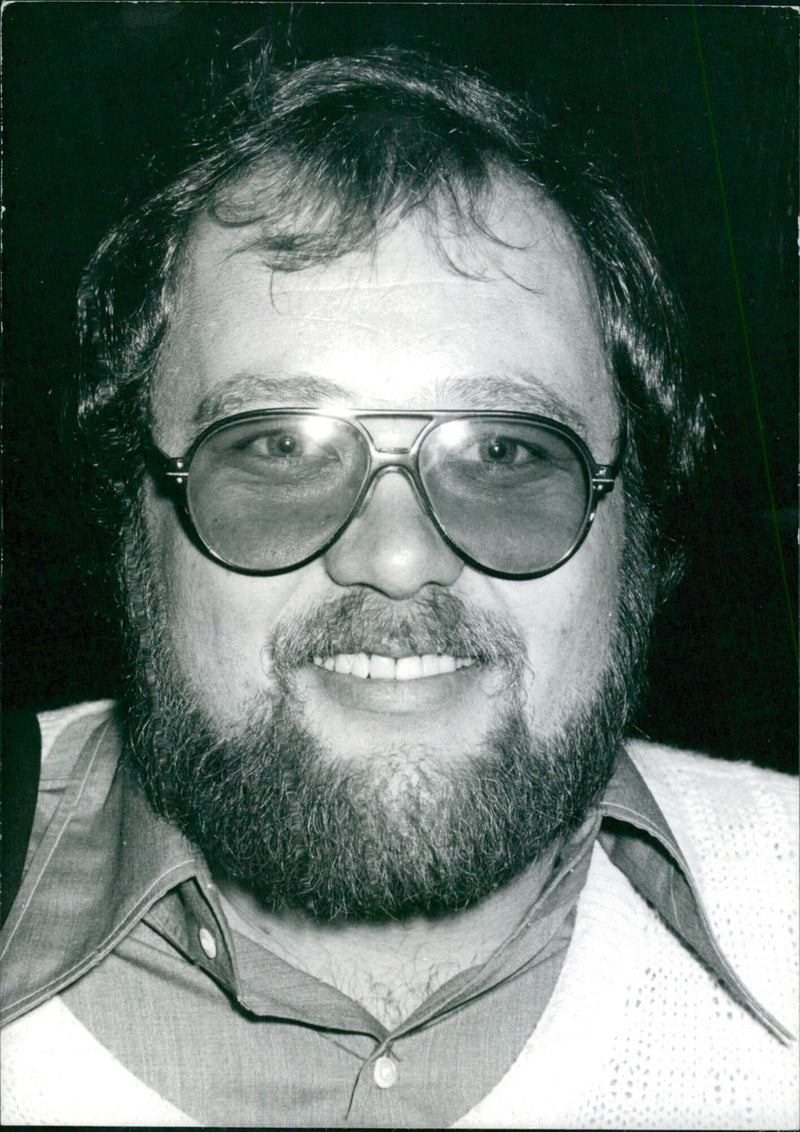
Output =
[
  {"x1": 312, "y1": 654, "x2": 475, "y2": 680},
  {"x1": 395, "y1": 656, "x2": 423, "y2": 681},
  {"x1": 369, "y1": 655, "x2": 396, "y2": 680}
]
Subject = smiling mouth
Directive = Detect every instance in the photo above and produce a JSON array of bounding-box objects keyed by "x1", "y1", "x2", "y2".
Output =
[{"x1": 311, "y1": 653, "x2": 476, "y2": 680}]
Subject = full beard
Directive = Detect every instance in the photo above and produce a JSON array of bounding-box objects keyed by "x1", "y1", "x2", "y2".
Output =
[{"x1": 119, "y1": 506, "x2": 656, "y2": 923}]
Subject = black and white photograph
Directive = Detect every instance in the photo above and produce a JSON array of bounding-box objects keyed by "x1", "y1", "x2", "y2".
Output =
[{"x1": 1, "y1": 3, "x2": 797, "y2": 1126}]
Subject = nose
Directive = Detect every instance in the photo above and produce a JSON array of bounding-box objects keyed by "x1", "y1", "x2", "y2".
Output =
[{"x1": 323, "y1": 470, "x2": 463, "y2": 599}]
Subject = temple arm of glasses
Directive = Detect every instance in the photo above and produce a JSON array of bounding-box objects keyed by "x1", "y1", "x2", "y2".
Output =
[
  {"x1": 593, "y1": 413, "x2": 627, "y2": 495},
  {"x1": 144, "y1": 440, "x2": 189, "y2": 485},
  {"x1": 592, "y1": 465, "x2": 618, "y2": 495}
]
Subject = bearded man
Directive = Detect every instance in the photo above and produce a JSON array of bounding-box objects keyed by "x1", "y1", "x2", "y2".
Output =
[{"x1": 1, "y1": 46, "x2": 796, "y2": 1128}]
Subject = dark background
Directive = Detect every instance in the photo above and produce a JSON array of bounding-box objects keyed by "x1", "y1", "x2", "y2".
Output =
[{"x1": 2, "y1": 3, "x2": 797, "y2": 773}]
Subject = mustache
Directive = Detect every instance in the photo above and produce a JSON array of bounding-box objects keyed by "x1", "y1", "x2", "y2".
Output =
[{"x1": 269, "y1": 588, "x2": 528, "y2": 674}]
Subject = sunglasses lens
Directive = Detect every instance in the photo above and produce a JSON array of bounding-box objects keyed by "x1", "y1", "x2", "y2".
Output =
[
  {"x1": 186, "y1": 414, "x2": 368, "y2": 570},
  {"x1": 419, "y1": 418, "x2": 591, "y2": 575}
]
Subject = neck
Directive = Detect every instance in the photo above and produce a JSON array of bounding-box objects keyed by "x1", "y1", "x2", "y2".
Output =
[{"x1": 216, "y1": 843, "x2": 561, "y2": 1031}]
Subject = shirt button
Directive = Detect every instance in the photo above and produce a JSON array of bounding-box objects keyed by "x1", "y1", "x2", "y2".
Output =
[
  {"x1": 198, "y1": 926, "x2": 217, "y2": 959},
  {"x1": 373, "y1": 1055, "x2": 397, "y2": 1089}
]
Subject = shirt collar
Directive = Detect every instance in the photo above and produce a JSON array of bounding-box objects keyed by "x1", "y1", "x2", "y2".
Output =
[
  {"x1": 0, "y1": 712, "x2": 196, "y2": 1024},
  {"x1": 0, "y1": 704, "x2": 790, "y2": 1043}
]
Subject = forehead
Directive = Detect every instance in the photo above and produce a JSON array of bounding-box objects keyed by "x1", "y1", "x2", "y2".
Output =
[{"x1": 154, "y1": 181, "x2": 617, "y2": 453}]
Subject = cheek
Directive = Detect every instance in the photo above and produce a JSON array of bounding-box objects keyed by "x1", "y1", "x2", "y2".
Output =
[
  {"x1": 143, "y1": 488, "x2": 298, "y2": 720},
  {"x1": 494, "y1": 493, "x2": 624, "y2": 731}
]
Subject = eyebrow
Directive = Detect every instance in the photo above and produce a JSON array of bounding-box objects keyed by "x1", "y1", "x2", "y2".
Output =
[
  {"x1": 437, "y1": 374, "x2": 589, "y2": 435},
  {"x1": 191, "y1": 370, "x2": 590, "y2": 436},
  {"x1": 192, "y1": 373, "x2": 355, "y2": 426}
]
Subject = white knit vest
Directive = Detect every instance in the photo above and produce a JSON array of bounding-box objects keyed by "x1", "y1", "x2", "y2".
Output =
[{"x1": 2, "y1": 732, "x2": 797, "y2": 1128}]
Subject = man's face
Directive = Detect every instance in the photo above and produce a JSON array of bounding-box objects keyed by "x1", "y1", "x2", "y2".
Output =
[
  {"x1": 149, "y1": 186, "x2": 623, "y2": 735},
  {"x1": 129, "y1": 181, "x2": 634, "y2": 917}
]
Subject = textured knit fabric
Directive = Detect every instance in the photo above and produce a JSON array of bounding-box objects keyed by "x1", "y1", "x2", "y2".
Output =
[
  {"x1": 1, "y1": 703, "x2": 797, "y2": 1127},
  {"x1": 455, "y1": 745, "x2": 799, "y2": 1130},
  {"x1": 0, "y1": 997, "x2": 198, "y2": 1126}
]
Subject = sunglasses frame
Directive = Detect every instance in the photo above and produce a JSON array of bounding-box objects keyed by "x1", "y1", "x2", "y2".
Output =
[{"x1": 146, "y1": 408, "x2": 623, "y2": 580}]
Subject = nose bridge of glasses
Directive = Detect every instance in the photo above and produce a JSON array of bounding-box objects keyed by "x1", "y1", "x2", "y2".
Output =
[
  {"x1": 356, "y1": 413, "x2": 434, "y2": 453},
  {"x1": 354, "y1": 416, "x2": 436, "y2": 516}
]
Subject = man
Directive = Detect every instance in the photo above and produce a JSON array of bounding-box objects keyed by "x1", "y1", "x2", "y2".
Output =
[{"x1": 1, "y1": 46, "x2": 796, "y2": 1128}]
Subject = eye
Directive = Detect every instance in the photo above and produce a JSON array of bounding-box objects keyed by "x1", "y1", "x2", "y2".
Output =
[
  {"x1": 232, "y1": 427, "x2": 330, "y2": 462},
  {"x1": 249, "y1": 430, "x2": 305, "y2": 458},
  {"x1": 479, "y1": 435, "x2": 547, "y2": 466},
  {"x1": 223, "y1": 424, "x2": 346, "y2": 485}
]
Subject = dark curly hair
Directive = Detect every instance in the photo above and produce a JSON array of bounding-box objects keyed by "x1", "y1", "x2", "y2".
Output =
[{"x1": 70, "y1": 46, "x2": 707, "y2": 601}]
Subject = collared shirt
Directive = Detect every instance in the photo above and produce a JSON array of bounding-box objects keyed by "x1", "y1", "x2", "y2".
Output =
[{"x1": 0, "y1": 703, "x2": 785, "y2": 1127}]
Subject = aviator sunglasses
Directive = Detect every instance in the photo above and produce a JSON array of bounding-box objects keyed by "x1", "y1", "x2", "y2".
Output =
[{"x1": 147, "y1": 409, "x2": 623, "y2": 580}]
